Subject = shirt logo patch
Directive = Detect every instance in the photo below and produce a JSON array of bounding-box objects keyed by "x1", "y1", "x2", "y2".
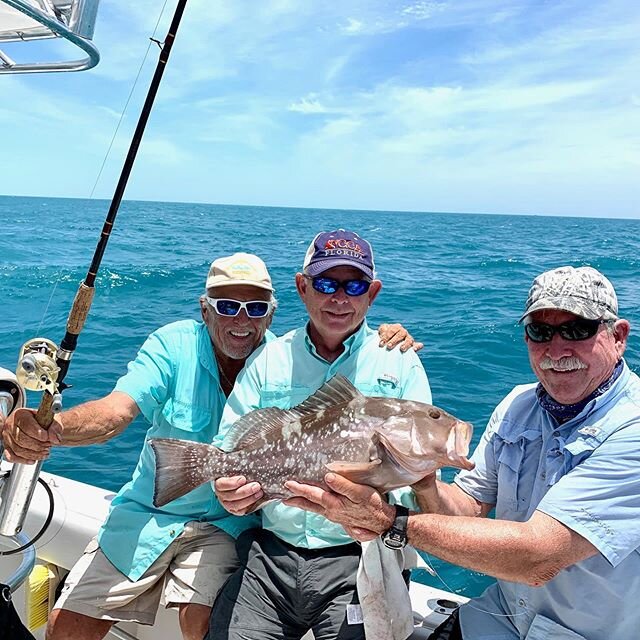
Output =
[{"x1": 578, "y1": 426, "x2": 600, "y2": 437}]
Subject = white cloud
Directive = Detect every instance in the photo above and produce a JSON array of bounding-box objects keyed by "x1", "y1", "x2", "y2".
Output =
[
  {"x1": 341, "y1": 18, "x2": 364, "y2": 34},
  {"x1": 288, "y1": 95, "x2": 330, "y2": 114}
]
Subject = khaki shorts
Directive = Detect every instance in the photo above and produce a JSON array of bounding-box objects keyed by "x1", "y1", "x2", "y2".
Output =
[{"x1": 53, "y1": 522, "x2": 239, "y2": 625}]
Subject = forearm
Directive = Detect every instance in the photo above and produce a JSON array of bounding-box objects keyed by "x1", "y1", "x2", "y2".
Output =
[
  {"x1": 406, "y1": 512, "x2": 593, "y2": 586},
  {"x1": 59, "y1": 391, "x2": 138, "y2": 445},
  {"x1": 412, "y1": 476, "x2": 485, "y2": 517}
]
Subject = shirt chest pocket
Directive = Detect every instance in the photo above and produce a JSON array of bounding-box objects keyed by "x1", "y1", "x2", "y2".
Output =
[
  {"x1": 160, "y1": 397, "x2": 220, "y2": 441},
  {"x1": 525, "y1": 613, "x2": 587, "y2": 639},
  {"x1": 496, "y1": 439, "x2": 527, "y2": 516},
  {"x1": 357, "y1": 378, "x2": 402, "y2": 399},
  {"x1": 260, "y1": 386, "x2": 316, "y2": 410}
]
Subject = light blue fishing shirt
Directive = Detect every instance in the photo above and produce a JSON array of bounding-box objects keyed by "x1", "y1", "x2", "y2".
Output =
[
  {"x1": 98, "y1": 320, "x2": 272, "y2": 581},
  {"x1": 454, "y1": 361, "x2": 640, "y2": 640},
  {"x1": 216, "y1": 320, "x2": 432, "y2": 548}
]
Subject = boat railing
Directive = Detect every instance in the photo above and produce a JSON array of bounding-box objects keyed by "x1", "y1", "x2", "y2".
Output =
[
  {"x1": 2, "y1": 531, "x2": 35, "y2": 592},
  {"x1": 0, "y1": 0, "x2": 100, "y2": 73}
]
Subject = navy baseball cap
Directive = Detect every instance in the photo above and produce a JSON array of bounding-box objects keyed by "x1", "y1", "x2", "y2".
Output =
[{"x1": 302, "y1": 229, "x2": 375, "y2": 280}]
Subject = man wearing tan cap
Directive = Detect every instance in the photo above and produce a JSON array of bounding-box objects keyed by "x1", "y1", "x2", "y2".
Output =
[
  {"x1": 2, "y1": 252, "x2": 417, "y2": 640},
  {"x1": 287, "y1": 265, "x2": 640, "y2": 640}
]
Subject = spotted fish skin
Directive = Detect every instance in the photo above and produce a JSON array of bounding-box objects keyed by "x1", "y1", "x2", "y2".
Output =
[{"x1": 150, "y1": 375, "x2": 473, "y2": 508}]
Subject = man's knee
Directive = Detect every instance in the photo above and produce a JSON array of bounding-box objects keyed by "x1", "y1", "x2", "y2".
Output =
[
  {"x1": 179, "y1": 602, "x2": 212, "y2": 640},
  {"x1": 46, "y1": 608, "x2": 114, "y2": 640}
]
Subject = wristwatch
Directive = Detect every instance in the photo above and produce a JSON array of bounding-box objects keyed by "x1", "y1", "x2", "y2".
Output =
[{"x1": 381, "y1": 505, "x2": 409, "y2": 549}]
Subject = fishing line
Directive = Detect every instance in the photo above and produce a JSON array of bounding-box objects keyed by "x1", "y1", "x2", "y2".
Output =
[
  {"x1": 32, "y1": 0, "x2": 171, "y2": 339},
  {"x1": 87, "y1": 0, "x2": 171, "y2": 200},
  {"x1": 418, "y1": 552, "x2": 529, "y2": 619},
  {"x1": 34, "y1": 279, "x2": 59, "y2": 337}
]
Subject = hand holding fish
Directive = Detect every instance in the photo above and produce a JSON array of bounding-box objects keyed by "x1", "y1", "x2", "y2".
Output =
[
  {"x1": 377, "y1": 323, "x2": 424, "y2": 352},
  {"x1": 214, "y1": 475, "x2": 263, "y2": 515},
  {"x1": 285, "y1": 473, "x2": 396, "y2": 542}
]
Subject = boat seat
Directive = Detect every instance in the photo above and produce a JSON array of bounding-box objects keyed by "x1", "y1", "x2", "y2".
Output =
[{"x1": 0, "y1": 0, "x2": 100, "y2": 73}]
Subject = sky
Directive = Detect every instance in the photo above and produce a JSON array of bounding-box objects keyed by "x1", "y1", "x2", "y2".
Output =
[{"x1": 1, "y1": 0, "x2": 639, "y2": 218}]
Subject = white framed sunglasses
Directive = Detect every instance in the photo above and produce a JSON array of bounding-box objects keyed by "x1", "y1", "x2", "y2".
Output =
[{"x1": 205, "y1": 296, "x2": 273, "y2": 318}]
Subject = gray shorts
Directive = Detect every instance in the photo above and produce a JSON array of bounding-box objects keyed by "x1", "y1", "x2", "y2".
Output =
[
  {"x1": 207, "y1": 528, "x2": 366, "y2": 640},
  {"x1": 54, "y1": 522, "x2": 239, "y2": 625}
]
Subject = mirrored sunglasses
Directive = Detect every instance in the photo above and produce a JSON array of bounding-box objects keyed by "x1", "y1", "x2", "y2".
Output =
[
  {"x1": 309, "y1": 276, "x2": 371, "y2": 297},
  {"x1": 205, "y1": 297, "x2": 272, "y2": 318},
  {"x1": 524, "y1": 318, "x2": 610, "y2": 343}
]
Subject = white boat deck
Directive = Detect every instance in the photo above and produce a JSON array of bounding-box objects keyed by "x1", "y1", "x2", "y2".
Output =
[{"x1": 0, "y1": 463, "x2": 466, "y2": 639}]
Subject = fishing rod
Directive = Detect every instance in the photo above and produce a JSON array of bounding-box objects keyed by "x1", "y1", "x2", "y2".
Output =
[{"x1": 0, "y1": 0, "x2": 189, "y2": 538}]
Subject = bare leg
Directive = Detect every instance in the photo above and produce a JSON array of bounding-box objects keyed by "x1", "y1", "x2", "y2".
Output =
[
  {"x1": 178, "y1": 603, "x2": 212, "y2": 640},
  {"x1": 46, "y1": 609, "x2": 115, "y2": 640}
]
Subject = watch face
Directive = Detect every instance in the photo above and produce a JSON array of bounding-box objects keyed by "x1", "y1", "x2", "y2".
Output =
[{"x1": 382, "y1": 530, "x2": 406, "y2": 550}]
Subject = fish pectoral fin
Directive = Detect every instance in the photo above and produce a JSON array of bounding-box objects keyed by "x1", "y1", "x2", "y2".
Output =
[
  {"x1": 325, "y1": 459, "x2": 382, "y2": 484},
  {"x1": 245, "y1": 496, "x2": 279, "y2": 513}
]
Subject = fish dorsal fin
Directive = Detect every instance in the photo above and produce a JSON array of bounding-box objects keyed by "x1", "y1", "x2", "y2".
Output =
[
  {"x1": 291, "y1": 374, "x2": 363, "y2": 417},
  {"x1": 224, "y1": 407, "x2": 298, "y2": 451},
  {"x1": 223, "y1": 375, "x2": 363, "y2": 451}
]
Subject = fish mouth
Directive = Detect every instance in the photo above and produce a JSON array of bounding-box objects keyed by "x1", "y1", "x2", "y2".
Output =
[{"x1": 445, "y1": 421, "x2": 474, "y2": 470}]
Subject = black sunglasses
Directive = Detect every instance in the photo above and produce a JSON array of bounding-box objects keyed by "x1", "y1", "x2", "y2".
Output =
[
  {"x1": 308, "y1": 276, "x2": 371, "y2": 297},
  {"x1": 524, "y1": 318, "x2": 611, "y2": 343}
]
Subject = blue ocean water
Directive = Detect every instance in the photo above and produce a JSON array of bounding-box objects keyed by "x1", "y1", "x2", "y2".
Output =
[{"x1": 1, "y1": 195, "x2": 639, "y2": 598}]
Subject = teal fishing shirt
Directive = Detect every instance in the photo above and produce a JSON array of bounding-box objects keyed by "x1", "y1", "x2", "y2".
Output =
[
  {"x1": 216, "y1": 320, "x2": 432, "y2": 548},
  {"x1": 98, "y1": 320, "x2": 272, "y2": 581}
]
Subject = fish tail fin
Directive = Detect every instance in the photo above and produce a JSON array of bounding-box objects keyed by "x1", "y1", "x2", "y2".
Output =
[{"x1": 150, "y1": 438, "x2": 222, "y2": 507}]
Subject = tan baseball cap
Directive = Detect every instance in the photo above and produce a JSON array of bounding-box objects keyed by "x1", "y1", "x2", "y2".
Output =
[{"x1": 205, "y1": 253, "x2": 274, "y2": 291}]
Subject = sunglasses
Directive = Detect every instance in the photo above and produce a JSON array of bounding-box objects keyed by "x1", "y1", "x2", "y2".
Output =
[
  {"x1": 308, "y1": 276, "x2": 371, "y2": 297},
  {"x1": 524, "y1": 318, "x2": 611, "y2": 343},
  {"x1": 205, "y1": 297, "x2": 272, "y2": 318}
]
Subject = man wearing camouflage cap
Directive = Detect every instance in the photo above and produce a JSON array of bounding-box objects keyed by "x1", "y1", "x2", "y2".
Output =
[{"x1": 286, "y1": 265, "x2": 640, "y2": 640}]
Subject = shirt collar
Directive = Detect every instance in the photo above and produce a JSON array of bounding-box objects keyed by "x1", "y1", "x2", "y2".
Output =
[
  {"x1": 303, "y1": 319, "x2": 370, "y2": 361},
  {"x1": 197, "y1": 321, "x2": 219, "y2": 378}
]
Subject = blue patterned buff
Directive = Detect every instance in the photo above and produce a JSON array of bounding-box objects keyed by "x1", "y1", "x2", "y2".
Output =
[{"x1": 537, "y1": 359, "x2": 624, "y2": 424}]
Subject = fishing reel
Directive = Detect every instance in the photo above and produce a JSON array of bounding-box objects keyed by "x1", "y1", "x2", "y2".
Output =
[{"x1": 16, "y1": 338, "x2": 63, "y2": 413}]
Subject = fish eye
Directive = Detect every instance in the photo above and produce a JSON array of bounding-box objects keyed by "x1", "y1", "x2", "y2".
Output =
[{"x1": 428, "y1": 409, "x2": 441, "y2": 419}]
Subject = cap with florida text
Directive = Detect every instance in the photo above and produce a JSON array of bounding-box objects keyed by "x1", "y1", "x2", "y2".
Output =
[{"x1": 302, "y1": 229, "x2": 375, "y2": 280}]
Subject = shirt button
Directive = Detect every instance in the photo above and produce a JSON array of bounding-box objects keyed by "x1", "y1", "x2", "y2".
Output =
[
  {"x1": 540, "y1": 472, "x2": 546, "y2": 480},
  {"x1": 518, "y1": 599, "x2": 526, "y2": 607},
  {"x1": 552, "y1": 430, "x2": 560, "y2": 437},
  {"x1": 169, "y1": 529, "x2": 176, "y2": 537}
]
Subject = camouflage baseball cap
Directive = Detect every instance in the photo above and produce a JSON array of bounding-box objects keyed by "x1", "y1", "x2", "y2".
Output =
[{"x1": 519, "y1": 266, "x2": 618, "y2": 322}]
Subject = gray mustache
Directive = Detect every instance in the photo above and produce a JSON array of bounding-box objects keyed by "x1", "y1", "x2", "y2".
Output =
[{"x1": 539, "y1": 356, "x2": 587, "y2": 371}]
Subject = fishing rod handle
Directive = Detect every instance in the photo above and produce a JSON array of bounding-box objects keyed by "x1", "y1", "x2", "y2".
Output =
[
  {"x1": 35, "y1": 391, "x2": 55, "y2": 429},
  {"x1": 67, "y1": 283, "x2": 95, "y2": 334}
]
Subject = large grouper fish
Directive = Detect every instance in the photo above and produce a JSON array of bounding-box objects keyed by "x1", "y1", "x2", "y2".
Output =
[{"x1": 150, "y1": 375, "x2": 474, "y2": 508}]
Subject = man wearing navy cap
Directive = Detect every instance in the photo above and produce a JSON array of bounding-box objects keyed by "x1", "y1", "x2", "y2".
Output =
[{"x1": 208, "y1": 229, "x2": 432, "y2": 640}]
